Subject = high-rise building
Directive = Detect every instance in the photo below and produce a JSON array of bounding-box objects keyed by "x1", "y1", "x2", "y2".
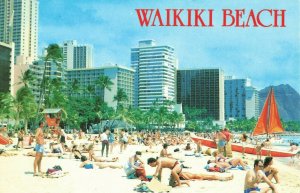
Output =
[
  {"x1": 0, "y1": 0, "x2": 14, "y2": 44},
  {"x1": 66, "y1": 64, "x2": 134, "y2": 109},
  {"x1": 0, "y1": 0, "x2": 38, "y2": 63},
  {"x1": 245, "y1": 86, "x2": 259, "y2": 119},
  {"x1": 29, "y1": 59, "x2": 67, "y2": 102},
  {"x1": 131, "y1": 40, "x2": 178, "y2": 110},
  {"x1": 177, "y1": 69, "x2": 225, "y2": 121},
  {"x1": 224, "y1": 77, "x2": 259, "y2": 119},
  {"x1": 0, "y1": 42, "x2": 14, "y2": 94},
  {"x1": 62, "y1": 40, "x2": 93, "y2": 69}
]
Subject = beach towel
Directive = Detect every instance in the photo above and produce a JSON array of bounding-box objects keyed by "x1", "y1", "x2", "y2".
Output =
[
  {"x1": 184, "y1": 153, "x2": 194, "y2": 156},
  {"x1": 147, "y1": 178, "x2": 172, "y2": 192},
  {"x1": 230, "y1": 165, "x2": 250, "y2": 170},
  {"x1": 42, "y1": 171, "x2": 69, "y2": 178},
  {"x1": 204, "y1": 165, "x2": 225, "y2": 173},
  {"x1": 134, "y1": 183, "x2": 153, "y2": 193}
]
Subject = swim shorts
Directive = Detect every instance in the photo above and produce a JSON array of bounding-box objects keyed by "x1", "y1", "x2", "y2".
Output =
[{"x1": 35, "y1": 144, "x2": 44, "y2": 153}]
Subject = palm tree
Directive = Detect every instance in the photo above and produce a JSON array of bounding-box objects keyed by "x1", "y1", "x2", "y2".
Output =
[
  {"x1": 17, "y1": 69, "x2": 36, "y2": 88},
  {"x1": 37, "y1": 44, "x2": 63, "y2": 114},
  {"x1": 1, "y1": 87, "x2": 37, "y2": 133},
  {"x1": 95, "y1": 75, "x2": 114, "y2": 91},
  {"x1": 113, "y1": 88, "x2": 128, "y2": 108},
  {"x1": 86, "y1": 84, "x2": 96, "y2": 96}
]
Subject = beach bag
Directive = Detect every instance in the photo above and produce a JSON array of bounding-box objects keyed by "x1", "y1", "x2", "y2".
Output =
[{"x1": 47, "y1": 165, "x2": 62, "y2": 175}]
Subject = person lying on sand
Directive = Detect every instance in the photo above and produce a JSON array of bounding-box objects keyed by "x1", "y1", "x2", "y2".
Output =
[
  {"x1": 211, "y1": 151, "x2": 248, "y2": 170},
  {"x1": 208, "y1": 157, "x2": 248, "y2": 170},
  {"x1": 0, "y1": 149, "x2": 17, "y2": 156},
  {"x1": 25, "y1": 151, "x2": 61, "y2": 157},
  {"x1": 80, "y1": 156, "x2": 122, "y2": 169},
  {"x1": 244, "y1": 159, "x2": 278, "y2": 193},
  {"x1": 147, "y1": 157, "x2": 189, "y2": 187},
  {"x1": 179, "y1": 171, "x2": 233, "y2": 181}
]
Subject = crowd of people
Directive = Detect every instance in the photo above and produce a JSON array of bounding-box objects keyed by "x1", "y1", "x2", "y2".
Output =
[{"x1": 0, "y1": 123, "x2": 290, "y2": 193}]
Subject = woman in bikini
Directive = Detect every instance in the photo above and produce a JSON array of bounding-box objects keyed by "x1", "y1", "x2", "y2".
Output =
[
  {"x1": 147, "y1": 157, "x2": 189, "y2": 187},
  {"x1": 263, "y1": 157, "x2": 279, "y2": 184}
]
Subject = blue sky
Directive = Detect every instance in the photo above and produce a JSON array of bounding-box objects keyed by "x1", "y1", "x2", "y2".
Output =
[{"x1": 39, "y1": 0, "x2": 300, "y2": 92}]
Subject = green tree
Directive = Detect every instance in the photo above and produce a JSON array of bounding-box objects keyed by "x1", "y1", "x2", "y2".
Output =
[
  {"x1": 95, "y1": 75, "x2": 114, "y2": 91},
  {"x1": 113, "y1": 88, "x2": 128, "y2": 108}
]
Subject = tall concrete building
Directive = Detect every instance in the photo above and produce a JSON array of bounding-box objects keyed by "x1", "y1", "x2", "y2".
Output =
[
  {"x1": 131, "y1": 40, "x2": 178, "y2": 110},
  {"x1": 66, "y1": 65, "x2": 134, "y2": 109},
  {"x1": 0, "y1": 0, "x2": 39, "y2": 96},
  {"x1": 0, "y1": 0, "x2": 14, "y2": 44},
  {"x1": 0, "y1": 42, "x2": 14, "y2": 94},
  {"x1": 224, "y1": 77, "x2": 259, "y2": 119},
  {"x1": 177, "y1": 68, "x2": 225, "y2": 121},
  {"x1": 0, "y1": 0, "x2": 38, "y2": 63},
  {"x1": 245, "y1": 86, "x2": 259, "y2": 119},
  {"x1": 62, "y1": 40, "x2": 93, "y2": 69},
  {"x1": 29, "y1": 59, "x2": 67, "y2": 102}
]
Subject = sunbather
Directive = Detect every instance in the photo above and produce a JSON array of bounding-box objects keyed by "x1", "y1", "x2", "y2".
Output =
[{"x1": 179, "y1": 171, "x2": 233, "y2": 181}]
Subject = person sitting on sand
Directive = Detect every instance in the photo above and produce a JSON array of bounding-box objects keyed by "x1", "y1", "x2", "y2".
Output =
[
  {"x1": 80, "y1": 155, "x2": 122, "y2": 169},
  {"x1": 179, "y1": 171, "x2": 233, "y2": 181},
  {"x1": 244, "y1": 159, "x2": 278, "y2": 193},
  {"x1": 160, "y1": 143, "x2": 172, "y2": 158},
  {"x1": 50, "y1": 142, "x2": 64, "y2": 154},
  {"x1": 124, "y1": 151, "x2": 148, "y2": 181},
  {"x1": 184, "y1": 143, "x2": 192, "y2": 151},
  {"x1": 147, "y1": 157, "x2": 190, "y2": 187},
  {"x1": 263, "y1": 157, "x2": 279, "y2": 184},
  {"x1": 124, "y1": 151, "x2": 144, "y2": 177},
  {"x1": 72, "y1": 145, "x2": 82, "y2": 159}
]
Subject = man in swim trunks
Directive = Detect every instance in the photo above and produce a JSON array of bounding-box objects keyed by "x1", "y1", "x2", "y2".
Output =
[
  {"x1": 33, "y1": 121, "x2": 45, "y2": 176},
  {"x1": 244, "y1": 159, "x2": 278, "y2": 193},
  {"x1": 147, "y1": 157, "x2": 189, "y2": 187}
]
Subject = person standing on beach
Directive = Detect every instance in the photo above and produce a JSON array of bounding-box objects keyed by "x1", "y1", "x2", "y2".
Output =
[
  {"x1": 216, "y1": 130, "x2": 227, "y2": 155},
  {"x1": 108, "y1": 129, "x2": 115, "y2": 154},
  {"x1": 244, "y1": 159, "x2": 278, "y2": 193},
  {"x1": 241, "y1": 133, "x2": 248, "y2": 157},
  {"x1": 33, "y1": 121, "x2": 45, "y2": 176},
  {"x1": 16, "y1": 128, "x2": 24, "y2": 150},
  {"x1": 101, "y1": 128, "x2": 110, "y2": 157}
]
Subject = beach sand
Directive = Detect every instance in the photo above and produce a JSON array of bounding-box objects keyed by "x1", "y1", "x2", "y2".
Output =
[{"x1": 0, "y1": 143, "x2": 300, "y2": 193}]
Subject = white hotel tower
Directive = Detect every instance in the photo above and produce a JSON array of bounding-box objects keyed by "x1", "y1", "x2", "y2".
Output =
[
  {"x1": 0, "y1": 0, "x2": 38, "y2": 63},
  {"x1": 131, "y1": 40, "x2": 178, "y2": 110}
]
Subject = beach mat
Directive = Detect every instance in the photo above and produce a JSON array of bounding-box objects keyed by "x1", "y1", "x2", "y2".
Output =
[{"x1": 147, "y1": 178, "x2": 172, "y2": 192}]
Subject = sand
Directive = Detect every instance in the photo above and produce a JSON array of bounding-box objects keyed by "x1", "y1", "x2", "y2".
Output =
[{"x1": 0, "y1": 143, "x2": 300, "y2": 193}]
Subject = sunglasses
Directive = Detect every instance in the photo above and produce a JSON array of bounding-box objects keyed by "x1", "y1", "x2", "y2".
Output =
[{"x1": 258, "y1": 165, "x2": 264, "y2": 168}]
